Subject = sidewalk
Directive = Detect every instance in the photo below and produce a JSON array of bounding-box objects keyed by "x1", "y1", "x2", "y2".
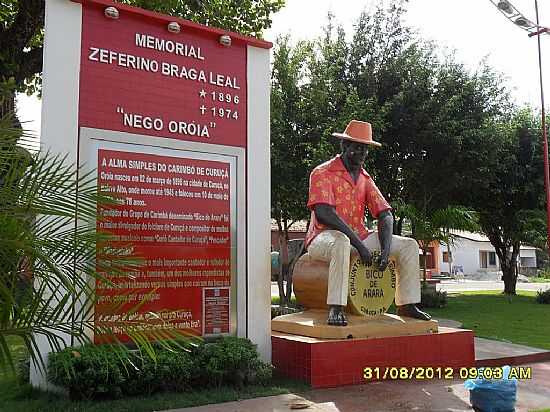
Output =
[
  {"x1": 164, "y1": 361, "x2": 550, "y2": 412},
  {"x1": 164, "y1": 331, "x2": 550, "y2": 412}
]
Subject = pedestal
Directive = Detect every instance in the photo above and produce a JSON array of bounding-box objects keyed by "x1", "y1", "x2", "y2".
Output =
[
  {"x1": 272, "y1": 327, "x2": 475, "y2": 388},
  {"x1": 272, "y1": 310, "x2": 438, "y2": 339}
]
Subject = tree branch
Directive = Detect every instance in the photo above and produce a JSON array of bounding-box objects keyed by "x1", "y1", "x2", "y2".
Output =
[
  {"x1": 0, "y1": 0, "x2": 44, "y2": 54},
  {"x1": 14, "y1": 46, "x2": 43, "y2": 82}
]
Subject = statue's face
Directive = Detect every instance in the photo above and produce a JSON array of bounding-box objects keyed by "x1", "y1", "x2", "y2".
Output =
[{"x1": 341, "y1": 140, "x2": 368, "y2": 167}]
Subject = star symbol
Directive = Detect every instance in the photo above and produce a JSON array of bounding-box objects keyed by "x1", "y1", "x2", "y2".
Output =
[
  {"x1": 200, "y1": 105, "x2": 207, "y2": 115},
  {"x1": 199, "y1": 89, "x2": 207, "y2": 98}
]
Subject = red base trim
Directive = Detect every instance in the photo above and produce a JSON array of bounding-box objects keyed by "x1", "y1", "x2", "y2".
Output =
[{"x1": 272, "y1": 328, "x2": 475, "y2": 388}]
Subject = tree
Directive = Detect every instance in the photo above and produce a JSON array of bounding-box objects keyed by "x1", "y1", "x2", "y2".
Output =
[
  {"x1": 270, "y1": 36, "x2": 311, "y2": 304},
  {"x1": 395, "y1": 203, "x2": 479, "y2": 282},
  {"x1": 466, "y1": 111, "x2": 545, "y2": 294},
  {"x1": 0, "y1": 0, "x2": 285, "y2": 122}
]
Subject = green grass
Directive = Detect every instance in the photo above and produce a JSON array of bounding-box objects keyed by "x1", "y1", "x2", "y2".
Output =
[
  {"x1": 0, "y1": 336, "x2": 308, "y2": 412},
  {"x1": 428, "y1": 291, "x2": 550, "y2": 350},
  {"x1": 0, "y1": 375, "x2": 308, "y2": 412},
  {"x1": 529, "y1": 277, "x2": 550, "y2": 283}
]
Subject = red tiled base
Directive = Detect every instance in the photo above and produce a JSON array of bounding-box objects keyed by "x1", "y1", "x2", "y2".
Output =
[{"x1": 272, "y1": 327, "x2": 475, "y2": 388}]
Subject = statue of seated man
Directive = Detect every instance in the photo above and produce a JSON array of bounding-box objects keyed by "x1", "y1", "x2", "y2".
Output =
[{"x1": 305, "y1": 120, "x2": 431, "y2": 326}]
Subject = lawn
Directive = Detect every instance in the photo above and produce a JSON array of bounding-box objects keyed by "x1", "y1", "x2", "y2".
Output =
[
  {"x1": 0, "y1": 374, "x2": 308, "y2": 412},
  {"x1": 428, "y1": 291, "x2": 550, "y2": 350},
  {"x1": 529, "y1": 277, "x2": 550, "y2": 283},
  {"x1": 0, "y1": 336, "x2": 308, "y2": 412}
]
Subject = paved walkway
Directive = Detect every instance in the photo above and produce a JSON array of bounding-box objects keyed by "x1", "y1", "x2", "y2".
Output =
[
  {"x1": 436, "y1": 280, "x2": 550, "y2": 293},
  {"x1": 165, "y1": 362, "x2": 550, "y2": 412},
  {"x1": 163, "y1": 328, "x2": 550, "y2": 412},
  {"x1": 221, "y1": 285, "x2": 550, "y2": 411}
]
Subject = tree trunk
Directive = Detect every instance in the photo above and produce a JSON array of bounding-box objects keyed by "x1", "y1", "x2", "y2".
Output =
[
  {"x1": 278, "y1": 220, "x2": 290, "y2": 305},
  {"x1": 0, "y1": 90, "x2": 22, "y2": 131},
  {"x1": 447, "y1": 243, "x2": 453, "y2": 275},
  {"x1": 421, "y1": 245, "x2": 428, "y2": 283},
  {"x1": 394, "y1": 216, "x2": 403, "y2": 236},
  {"x1": 501, "y1": 242, "x2": 520, "y2": 295},
  {"x1": 275, "y1": 218, "x2": 285, "y2": 305}
]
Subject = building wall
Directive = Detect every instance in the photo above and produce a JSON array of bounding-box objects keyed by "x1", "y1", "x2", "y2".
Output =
[
  {"x1": 444, "y1": 239, "x2": 500, "y2": 275},
  {"x1": 440, "y1": 239, "x2": 537, "y2": 275}
]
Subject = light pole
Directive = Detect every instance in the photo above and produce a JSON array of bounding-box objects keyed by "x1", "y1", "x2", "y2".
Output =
[{"x1": 489, "y1": 0, "x2": 550, "y2": 255}]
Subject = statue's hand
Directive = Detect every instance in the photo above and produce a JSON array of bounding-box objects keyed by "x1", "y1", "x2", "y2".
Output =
[
  {"x1": 357, "y1": 245, "x2": 373, "y2": 267},
  {"x1": 376, "y1": 253, "x2": 389, "y2": 271}
]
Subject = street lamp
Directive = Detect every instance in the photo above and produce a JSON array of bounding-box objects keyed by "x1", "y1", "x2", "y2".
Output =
[{"x1": 489, "y1": 0, "x2": 550, "y2": 255}]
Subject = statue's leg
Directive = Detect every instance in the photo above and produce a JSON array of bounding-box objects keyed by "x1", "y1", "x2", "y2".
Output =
[
  {"x1": 363, "y1": 234, "x2": 430, "y2": 320},
  {"x1": 387, "y1": 235, "x2": 421, "y2": 306},
  {"x1": 308, "y1": 230, "x2": 351, "y2": 325}
]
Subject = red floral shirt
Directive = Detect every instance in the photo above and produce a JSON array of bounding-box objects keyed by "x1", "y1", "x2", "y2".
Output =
[{"x1": 305, "y1": 155, "x2": 391, "y2": 248}]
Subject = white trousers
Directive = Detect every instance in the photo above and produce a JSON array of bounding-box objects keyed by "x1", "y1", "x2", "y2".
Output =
[{"x1": 307, "y1": 230, "x2": 421, "y2": 306}]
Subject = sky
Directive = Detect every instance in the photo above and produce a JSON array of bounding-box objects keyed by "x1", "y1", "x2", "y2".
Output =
[{"x1": 17, "y1": 0, "x2": 550, "y2": 138}]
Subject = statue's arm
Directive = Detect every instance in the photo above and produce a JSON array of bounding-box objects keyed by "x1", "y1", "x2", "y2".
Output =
[
  {"x1": 314, "y1": 204, "x2": 372, "y2": 266},
  {"x1": 376, "y1": 210, "x2": 393, "y2": 271}
]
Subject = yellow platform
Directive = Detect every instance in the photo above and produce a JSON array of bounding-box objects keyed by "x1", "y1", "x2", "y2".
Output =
[{"x1": 271, "y1": 309, "x2": 438, "y2": 340}]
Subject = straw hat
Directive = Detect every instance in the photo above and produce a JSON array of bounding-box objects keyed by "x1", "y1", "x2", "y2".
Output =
[{"x1": 331, "y1": 120, "x2": 381, "y2": 147}]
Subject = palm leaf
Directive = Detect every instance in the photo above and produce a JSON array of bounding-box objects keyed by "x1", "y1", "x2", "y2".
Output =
[{"x1": 0, "y1": 118, "x2": 197, "y2": 375}]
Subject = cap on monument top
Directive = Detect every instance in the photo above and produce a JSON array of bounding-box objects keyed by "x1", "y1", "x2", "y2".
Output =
[{"x1": 331, "y1": 120, "x2": 381, "y2": 147}]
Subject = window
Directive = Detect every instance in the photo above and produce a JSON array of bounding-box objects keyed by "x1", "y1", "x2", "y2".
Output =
[
  {"x1": 442, "y1": 251, "x2": 451, "y2": 263},
  {"x1": 480, "y1": 251, "x2": 497, "y2": 269},
  {"x1": 480, "y1": 251, "x2": 488, "y2": 269}
]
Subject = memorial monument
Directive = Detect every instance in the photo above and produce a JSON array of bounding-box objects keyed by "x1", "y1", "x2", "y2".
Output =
[{"x1": 33, "y1": 0, "x2": 271, "y2": 388}]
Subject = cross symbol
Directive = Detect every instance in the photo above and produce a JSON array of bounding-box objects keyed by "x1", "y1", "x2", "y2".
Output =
[{"x1": 200, "y1": 105, "x2": 207, "y2": 115}]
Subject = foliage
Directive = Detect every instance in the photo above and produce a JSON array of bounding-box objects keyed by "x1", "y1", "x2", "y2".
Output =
[
  {"x1": 420, "y1": 287, "x2": 447, "y2": 309},
  {"x1": 535, "y1": 289, "x2": 550, "y2": 304},
  {"x1": 195, "y1": 336, "x2": 272, "y2": 388},
  {"x1": 270, "y1": 304, "x2": 300, "y2": 319},
  {"x1": 48, "y1": 337, "x2": 272, "y2": 400},
  {"x1": 395, "y1": 203, "x2": 478, "y2": 281},
  {"x1": 48, "y1": 344, "x2": 128, "y2": 400},
  {"x1": 0, "y1": 0, "x2": 284, "y2": 121},
  {"x1": 0, "y1": 115, "x2": 192, "y2": 374},
  {"x1": 271, "y1": 2, "x2": 542, "y2": 298},
  {"x1": 270, "y1": 36, "x2": 311, "y2": 304},
  {"x1": 119, "y1": 0, "x2": 285, "y2": 38},
  {"x1": 464, "y1": 111, "x2": 546, "y2": 294},
  {"x1": 48, "y1": 343, "x2": 197, "y2": 400},
  {"x1": 270, "y1": 0, "x2": 513, "y2": 233}
]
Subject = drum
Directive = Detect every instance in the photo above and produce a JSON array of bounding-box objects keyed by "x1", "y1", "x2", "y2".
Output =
[{"x1": 293, "y1": 251, "x2": 396, "y2": 317}]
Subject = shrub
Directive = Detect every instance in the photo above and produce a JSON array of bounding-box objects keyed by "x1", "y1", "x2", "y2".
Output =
[
  {"x1": 536, "y1": 289, "x2": 550, "y2": 304},
  {"x1": 16, "y1": 358, "x2": 30, "y2": 385},
  {"x1": 48, "y1": 345, "x2": 126, "y2": 400},
  {"x1": 271, "y1": 305, "x2": 300, "y2": 319},
  {"x1": 47, "y1": 337, "x2": 272, "y2": 399},
  {"x1": 48, "y1": 344, "x2": 195, "y2": 400},
  {"x1": 420, "y1": 287, "x2": 448, "y2": 308},
  {"x1": 195, "y1": 337, "x2": 272, "y2": 387}
]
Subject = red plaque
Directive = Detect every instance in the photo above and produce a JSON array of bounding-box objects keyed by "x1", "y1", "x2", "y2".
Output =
[
  {"x1": 203, "y1": 287, "x2": 230, "y2": 335},
  {"x1": 79, "y1": 2, "x2": 247, "y2": 147},
  {"x1": 95, "y1": 149, "x2": 231, "y2": 342}
]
